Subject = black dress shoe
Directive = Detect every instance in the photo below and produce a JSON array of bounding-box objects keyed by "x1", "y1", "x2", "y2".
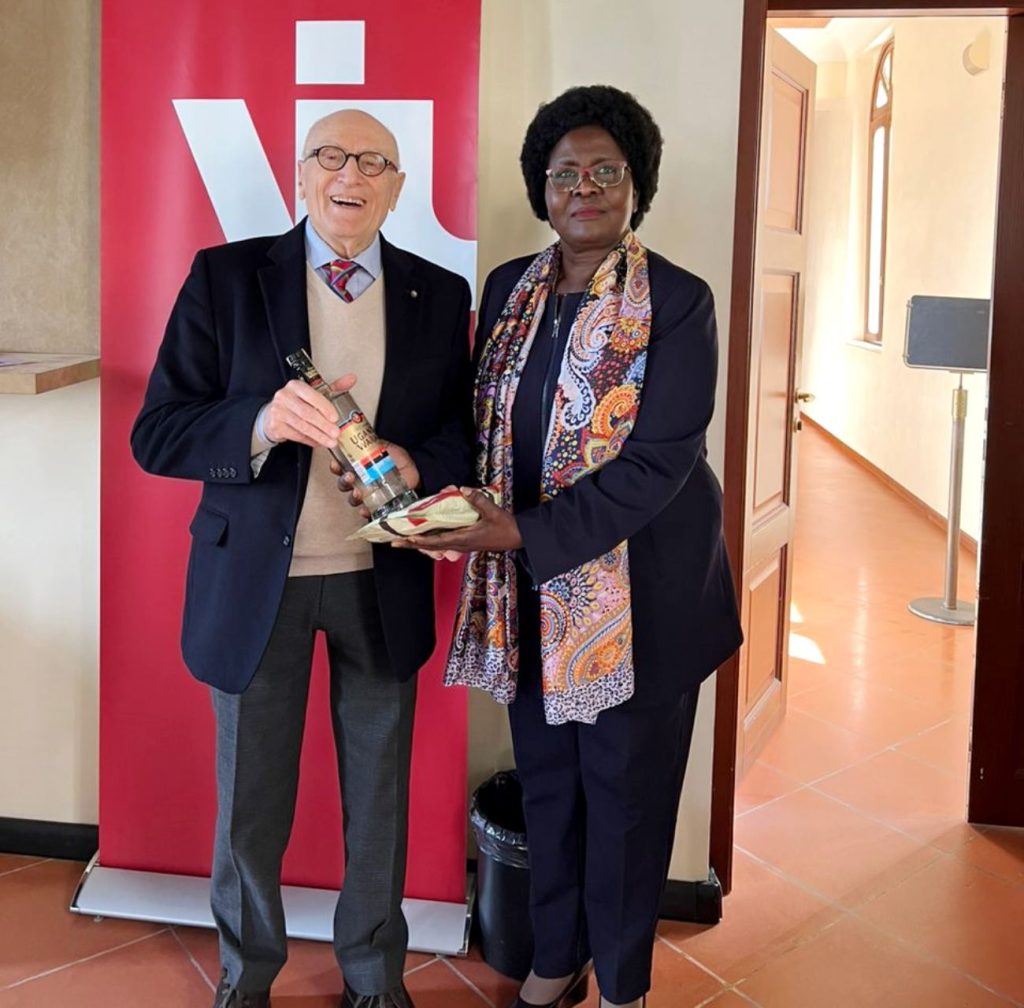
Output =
[
  {"x1": 508, "y1": 965, "x2": 590, "y2": 1008},
  {"x1": 340, "y1": 982, "x2": 415, "y2": 1008},
  {"x1": 212, "y1": 970, "x2": 271, "y2": 1008}
]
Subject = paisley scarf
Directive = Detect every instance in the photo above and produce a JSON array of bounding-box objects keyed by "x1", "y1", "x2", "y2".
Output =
[{"x1": 445, "y1": 232, "x2": 652, "y2": 724}]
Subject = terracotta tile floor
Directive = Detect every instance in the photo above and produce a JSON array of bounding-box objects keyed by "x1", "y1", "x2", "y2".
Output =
[{"x1": 3, "y1": 427, "x2": 1023, "y2": 1006}]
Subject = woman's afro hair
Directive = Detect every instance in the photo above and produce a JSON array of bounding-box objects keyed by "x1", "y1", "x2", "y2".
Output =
[{"x1": 519, "y1": 84, "x2": 663, "y2": 231}]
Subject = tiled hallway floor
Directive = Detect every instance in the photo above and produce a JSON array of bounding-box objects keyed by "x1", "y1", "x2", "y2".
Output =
[{"x1": 2, "y1": 426, "x2": 1023, "y2": 1007}]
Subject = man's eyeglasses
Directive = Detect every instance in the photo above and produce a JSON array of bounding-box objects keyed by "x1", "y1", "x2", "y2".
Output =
[
  {"x1": 304, "y1": 145, "x2": 398, "y2": 177},
  {"x1": 545, "y1": 161, "x2": 629, "y2": 193}
]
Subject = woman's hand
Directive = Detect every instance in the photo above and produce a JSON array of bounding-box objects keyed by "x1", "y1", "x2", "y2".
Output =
[
  {"x1": 392, "y1": 488, "x2": 523, "y2": 554},
  {"x1": 417, "y1": 547, "x2": 464, "y2": 562}
]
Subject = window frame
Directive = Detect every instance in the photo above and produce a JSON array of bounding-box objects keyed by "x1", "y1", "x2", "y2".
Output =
[{"x1": 864, "y1": 39, "x2": 894, "y2": 345}]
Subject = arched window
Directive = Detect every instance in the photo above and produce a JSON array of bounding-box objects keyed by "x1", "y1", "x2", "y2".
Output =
[{"x1": 865, "y1": 40, "x2": 893, "y2": 343}]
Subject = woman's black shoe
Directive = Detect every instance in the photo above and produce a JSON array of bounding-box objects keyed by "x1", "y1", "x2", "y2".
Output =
[{"x1": 508, "y1": 965, "x2": 590, "y2": 1008}]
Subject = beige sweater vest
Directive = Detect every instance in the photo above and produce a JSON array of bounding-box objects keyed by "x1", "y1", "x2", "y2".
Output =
[{"x1": 288, "y1": 264, "x2": 387, "y2": 577}]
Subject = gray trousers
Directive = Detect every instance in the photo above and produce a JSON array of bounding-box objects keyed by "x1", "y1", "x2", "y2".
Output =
[{"x1": 209, "y1": 571, "x2": 417, "y2": 995}]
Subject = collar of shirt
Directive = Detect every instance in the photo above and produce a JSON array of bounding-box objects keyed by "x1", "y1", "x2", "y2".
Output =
[{"x1": 304, "y1": 217, "x2": 382, "y2": 300}]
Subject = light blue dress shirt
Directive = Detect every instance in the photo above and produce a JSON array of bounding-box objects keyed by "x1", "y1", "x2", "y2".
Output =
[{"x1": 303, "y1": 217, "x2": 382, "y2": 300}]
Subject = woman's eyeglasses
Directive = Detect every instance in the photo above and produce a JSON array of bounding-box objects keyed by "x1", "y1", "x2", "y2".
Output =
[{"x1": 545, "y1": 161, "x2": 629, "y2": 192}]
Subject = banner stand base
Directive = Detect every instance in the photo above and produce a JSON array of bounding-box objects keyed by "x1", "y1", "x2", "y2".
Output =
[{"x1": 70, "y1": 853, "x2": 474, "y2": 957}]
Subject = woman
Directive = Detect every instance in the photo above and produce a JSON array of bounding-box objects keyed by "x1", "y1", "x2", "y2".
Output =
[{"x1": 398, "y1": 85, "x2": 742, "y2": 1008}]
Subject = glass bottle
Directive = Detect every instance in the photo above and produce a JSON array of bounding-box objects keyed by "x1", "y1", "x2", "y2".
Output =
[{"x1": 286, "y1": 349, "x2": 418, "y2": 519}]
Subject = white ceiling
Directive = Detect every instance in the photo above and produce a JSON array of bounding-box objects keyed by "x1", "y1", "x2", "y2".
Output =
[{"x1": 772, "y1": 17, "x2": 894, "y2": 64}]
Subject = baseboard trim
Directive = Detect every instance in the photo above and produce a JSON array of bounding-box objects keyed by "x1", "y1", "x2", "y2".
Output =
[
  {"x1": 660, "y1": 870, "x2": 722, "y2": 924},
  {"x1": 0, "y1": 817, "x2": 98, "y2": 861},
  {"x1": 802, "y1": 414, "x2": 978, "y2": 555}
]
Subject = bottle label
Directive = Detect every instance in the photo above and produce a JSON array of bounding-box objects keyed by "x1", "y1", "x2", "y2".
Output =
[{"x1": 336, "y1": 409, "x2": 396, "y2": 485}]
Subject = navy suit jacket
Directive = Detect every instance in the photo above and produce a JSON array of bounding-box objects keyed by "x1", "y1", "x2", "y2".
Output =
[
  {"x1": 480, "y1": 250, "x2": 742, "y2": 694},
  {"x1": 131, "y1": 220, "x2": 473, "y2": 692}
]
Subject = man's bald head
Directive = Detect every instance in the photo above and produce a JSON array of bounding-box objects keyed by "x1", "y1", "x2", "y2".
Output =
[
  {"x1": 302, "y1": 109, "x2": 401, "y2": 166},
  {"x1": 297, "y1": 109, "x2": 406, "y2": 258}
]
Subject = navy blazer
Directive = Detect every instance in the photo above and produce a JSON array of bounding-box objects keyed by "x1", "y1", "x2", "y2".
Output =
[
  {"x1": 131, "y1": 220, "x2": 473, "y2": 692},
  {"x1": 479, "y1": 250, "x2": 742, "y2": 693}
]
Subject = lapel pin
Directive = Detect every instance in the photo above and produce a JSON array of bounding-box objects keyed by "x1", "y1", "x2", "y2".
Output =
[{"x1": 409, "y1": 289, "x2": 419, "y2": 299}]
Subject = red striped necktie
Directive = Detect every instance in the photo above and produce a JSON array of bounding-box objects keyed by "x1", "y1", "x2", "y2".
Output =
[{"x1": 325, "y1": 259, "x2": 358, "y2": 302}]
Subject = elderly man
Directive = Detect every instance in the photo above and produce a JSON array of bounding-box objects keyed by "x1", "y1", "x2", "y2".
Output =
[{"x1": 131, "y1": 110, "x2": 472, "y2": 1008}]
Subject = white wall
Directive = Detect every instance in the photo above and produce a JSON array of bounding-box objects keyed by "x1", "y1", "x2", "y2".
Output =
[
  {"x1": 800, "y1": 18, "x2": 1006, "y2": 543},
  {"x1": 3, "y1": 0, "x2": 746, "y2": 886},
  {"x1": 0, "y1": 381, "x2": 100, "y2": 822}
]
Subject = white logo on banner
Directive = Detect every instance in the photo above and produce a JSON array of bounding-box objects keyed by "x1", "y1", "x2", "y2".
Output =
[{"x1": 172, "y1": 21, "x2": 477, "y2": 298}]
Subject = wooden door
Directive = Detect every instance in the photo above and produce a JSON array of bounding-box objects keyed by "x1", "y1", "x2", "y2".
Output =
[
  {"x1": 736, "y1": 29, "x2": 816, "y2": 777},
  {"x1": 968, "y1": 11, "x2": 1024, "y2": 829}
]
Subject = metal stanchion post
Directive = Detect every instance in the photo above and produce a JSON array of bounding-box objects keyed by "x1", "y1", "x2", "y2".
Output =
[{"x1": 909, "y1": 374, "x2": 976, "y2": 625}]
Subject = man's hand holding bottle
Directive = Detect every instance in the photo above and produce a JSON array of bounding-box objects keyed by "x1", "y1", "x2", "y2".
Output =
[{"x1": 263, "y1": 374, "x2": 357, "y2": 448}]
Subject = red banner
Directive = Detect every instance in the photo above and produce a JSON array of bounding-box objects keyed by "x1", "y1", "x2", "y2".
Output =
[{"x1": 100, "y1": 0, "x2": 479, "y2": 904}]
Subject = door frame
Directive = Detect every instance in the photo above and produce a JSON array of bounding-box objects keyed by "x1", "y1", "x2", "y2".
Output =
[{"x1": 713, "y1": 0, "x2": 1024, "y2": 893}]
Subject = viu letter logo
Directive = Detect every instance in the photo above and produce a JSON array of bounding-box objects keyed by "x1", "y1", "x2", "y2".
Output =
[{"x1": 172, "y1": 20, "x2": 476, "y2": 298}]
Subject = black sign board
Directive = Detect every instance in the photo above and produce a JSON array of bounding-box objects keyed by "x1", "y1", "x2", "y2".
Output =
[{"x1": 904, "y1": 295, "x2": 989, "y2": 372}]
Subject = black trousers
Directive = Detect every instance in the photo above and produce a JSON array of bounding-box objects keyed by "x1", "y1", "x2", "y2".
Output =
[
  {"x1": 210, "y1": 571, "x2": 417, "y2": 995},
  {"x1": 508, "y1": 580, "x2": 700, "y2": 1004}
]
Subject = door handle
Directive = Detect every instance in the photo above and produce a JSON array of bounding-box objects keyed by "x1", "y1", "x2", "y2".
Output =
[{"x1": 795, "y1": 391, "x2": 815, "y2": 404}]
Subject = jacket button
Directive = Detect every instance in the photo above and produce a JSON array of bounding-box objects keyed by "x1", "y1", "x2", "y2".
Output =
[{"x1": 282, "y1": 535, "x2": 291, "y2": 546}]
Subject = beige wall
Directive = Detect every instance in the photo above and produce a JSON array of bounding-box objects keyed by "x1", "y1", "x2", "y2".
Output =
[
  {"x1": 0, "y1": 1, "x2": 102, "y2": 824},
  {"x1": 2, "y1": 0, "x2": 744, "y2": 885},
  {"x1": 550, "y1": 0, "x2": 744, "y2": 880},
  {"x1": 800, "y1": 18, "x2": 1005, "y2": 543},
  {"x1": 0, "y1": 0, "x2": 100, "y2": 355},
  {"x1": 464, "y1": 2, "x2": 554, "y2": 803},
  {"x1": 470, "y1": 0, "x2": 744, "y2": 880}
]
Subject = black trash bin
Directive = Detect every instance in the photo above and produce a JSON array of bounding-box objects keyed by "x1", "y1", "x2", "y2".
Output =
[{"x1": 471, "y1": 769, "x2": 533, "y2": 980}]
